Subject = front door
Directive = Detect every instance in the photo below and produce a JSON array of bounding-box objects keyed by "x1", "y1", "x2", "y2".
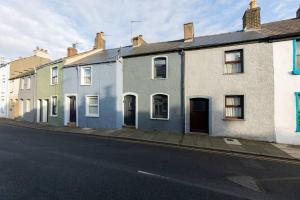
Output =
[
  {"x1": 69, "y1": 96, "x2": 76, "y2": 123},
  {"x1": 190, "y1": 98, "x2": 209, "y2": 133},
  {"x1": 124, "y1": 95, "x2": 136, "y2": 126}
]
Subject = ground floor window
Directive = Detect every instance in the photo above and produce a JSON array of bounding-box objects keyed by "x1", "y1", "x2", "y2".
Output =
[
  {"x1": 296, "y1": 92, "x2": 300, "y2": 132},
  {"x1": 51, "y1": 96, "x2": 58, "y2": 116},
  {"x1": 225, "y1": 95, "x2": 244, "y2": 119},
  {"x1": 151, "y1": 94, "x2": 169, "y2": 120},
  {"x1": 86, "y1": 95, "x2": 99, "y2": 117},
  {"x1": 26, "y1": 99, "x2": 30, "y2": 112}
]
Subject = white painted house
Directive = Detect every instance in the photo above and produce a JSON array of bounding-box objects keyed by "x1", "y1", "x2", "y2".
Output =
[{"x1": 0, "y1": 63, "x2": 10, "y2": 118}]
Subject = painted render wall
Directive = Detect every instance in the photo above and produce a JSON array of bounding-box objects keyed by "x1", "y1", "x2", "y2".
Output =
[
  {"x1": 18, "y1": 75, "x2": 36, "y2": 122},
  {"x1": 0, "y1": 64, "x2": 9, "y2": 118},
  {"x1": 123, "y1": 52, "x2": 183, "y2": 133},
  {"x1": 36, "y1": 61, "x2": 64, "y2": 126},
  {"x1": 185, "y1": 42, "x2": 275, "y2": 142},
  {"x1": 8, "y1": 78, "x2": 20, "y2": 119},
  {"x1": 63, "y1": 61, "x2": 123, "y2": 129},
  {"x1": 273, "y1": 40, "x2": 300, "y2": 145}
]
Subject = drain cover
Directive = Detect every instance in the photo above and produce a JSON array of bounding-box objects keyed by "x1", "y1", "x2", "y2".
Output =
[
  {"x1": 224, "y1": 138, "x2": 241, "y2": 145},
  {"x1": 227, "y1": 176, "x2": 262, "y2": 192}
]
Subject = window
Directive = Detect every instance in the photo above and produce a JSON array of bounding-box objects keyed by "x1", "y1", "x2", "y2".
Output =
[
  {"x1": 224, "y1": 50, "x2": 243, "y2": 74},
  {"x1": 26, "y1": 77, "x2": 31, "y2": 89},
  {"x1": 51, "y1": 96, "x2": 58, "y2": 116},
  {"x1": 20, "y1": 78, "x2": 24, "y2": 89},
  {"x1": 86, "y1": 96, "x2": 99, "y2": 117},
  {"x1": 19, "y1": 99, "x2": 24, "y2": 116},
  {"x1": 225, "y1": 95, "x2": 244, "y2": 119},
  {"x1": 51, "y1": 66, "x2": 58, "y2": 85},
  {"x1": 293, "y1": 40, "x2": 300, "y2": 74},
  {"x1": 153, "y1": 57, "x2": 167, "y2": 79},
  {"x1": 151, "y1": 94, "x2": 169, "y2": 120},
  {"x1": 26, "y1": 99, "x2": 30, "y2": 112},
  {"x1": 81, "y1": 67, "x2": 92, "y2": 85}
]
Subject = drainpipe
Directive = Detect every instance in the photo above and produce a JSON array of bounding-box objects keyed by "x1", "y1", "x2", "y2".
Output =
[
  {"x1": 34, "y1": 67, "x2": 37, "y2": 122},
  {"x1": 179, "y1": 49, "x2": 185, "y2": 135}
]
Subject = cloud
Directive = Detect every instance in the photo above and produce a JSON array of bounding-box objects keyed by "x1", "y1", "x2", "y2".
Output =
[{"x1": 0, "y1": 0, "x2": 299, "y2": 61}]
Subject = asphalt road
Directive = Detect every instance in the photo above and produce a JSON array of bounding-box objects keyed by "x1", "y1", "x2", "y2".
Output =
[{"x1": 0, "y1": 124, "x2": 299, "y2": 200}]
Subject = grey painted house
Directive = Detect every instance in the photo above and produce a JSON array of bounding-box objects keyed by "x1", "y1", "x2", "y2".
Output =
[
  {"x1": 12, "y1": 70, "x2": 36, "y2": 122},
  {"x1": 63, "y1": 48, "x2": 124, "y2": 129},
  {"x1": 122, "y1": 36, "x2": 184, "y2": 133}
]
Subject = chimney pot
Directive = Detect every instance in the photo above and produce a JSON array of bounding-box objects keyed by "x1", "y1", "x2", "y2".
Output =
[
  {"x1": 184, "y1": 22, "x2": 194, "y2": 42},
  {"x1": 132, "y1": 35, "x2": 146, "y2": 47},
  {"x1": 94, "y1": 32, "x2": 106, "y2": 50},
  {"x1": 243, "y1": 0, "x2": 261, "y2": 31}
]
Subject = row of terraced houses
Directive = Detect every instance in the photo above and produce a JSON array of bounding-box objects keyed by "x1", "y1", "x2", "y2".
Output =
[{"x1": 1, "y1": 1, "x2": 300, "y2": 145}]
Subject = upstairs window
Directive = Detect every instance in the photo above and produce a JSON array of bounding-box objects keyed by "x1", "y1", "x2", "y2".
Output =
[
  {"x1": 20, "y1": 78, "x2": 24, "y2": 89},
  {"x1": 153, "y1": 57, "x2": 167, "y2": 79},
  {"x1": 225, "y1": 95, "x2": 244, "y2": 119},
  {"x1": 294, "y1": 40, "x2": 300, "y2": 74},
  {"x1": 26, "y1": 77, "x2": 31, "y2": 89},
  {"x1": 151, "y1": 94, "x2": 169, "y2": 120},
  {"x1": 86, "y1": 95, "x2": 99, "y2": 117},
  {"x1": 297, "y1": 40, "x2": 300, "y2": 67},
  {"x1": 51, "y1": 66, "x2": 58, "y2": 85},
  {"x1": 224, "y1": 50, "x2": 243, "y2": 74},
  {"x1": 51, "y1": 96, "x2": 58, "y2": 116},
  {"x1": 81, "y1": 67, "x2": 92, "y2": 85}
]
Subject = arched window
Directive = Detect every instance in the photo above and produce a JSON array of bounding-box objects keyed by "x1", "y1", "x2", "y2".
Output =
[
  {"x1": 151, "y1": 94, "x2": 169, "y2": 119},
  {"x1": 153, "y1": 57, "x2": 167, "y2": 79}
]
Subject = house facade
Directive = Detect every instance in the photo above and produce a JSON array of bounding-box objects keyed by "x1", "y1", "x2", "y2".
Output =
[
  {"x1": 10, "y1": 71, "x2": 36, "y2": 122},
  {"x1": 122, "y1": 36, "x2": 184, "y2": 133},
  {"x1": 0, "y1": 63, "x2": 10, "y2": 118},
  {"x1": 63, "y1": 49, "x2": 123, "y2": 129},
  {"x1": 36, "y1": 59, "x2": 65, "y2": 125}
]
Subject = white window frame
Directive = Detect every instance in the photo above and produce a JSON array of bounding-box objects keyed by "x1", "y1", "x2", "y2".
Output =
[
  {"x1": 50, "y1": 66, "x2": 59, "y2": 85},
  {"x1": 50, "y1": 95, "x2": 58, "y2": 117},
  {"x1": 152, "y1": 56, "x2": 168, "y2": 79},
  {"x1": 150, "y1": 93, "x2": 170, "y2": 120},
  {"x1": 26, "y1": 99, "x2": 30, "y2": 112},
  {"x1": 26, "y1": 77, "x2": 31, "y2": 89},
  {"x1": 81, "y1": 66, "x2": 92, "y2": 86},
  {"x1": 85, "y1": 95, "x2": 99, "y2": 117}
]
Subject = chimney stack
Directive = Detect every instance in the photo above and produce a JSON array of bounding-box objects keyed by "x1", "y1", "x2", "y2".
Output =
[
  {"x1": 243, "y1": 0, "x2": 261, "y2": 31},
  {"x1": 94, "y1": 32, "x2": 105, "y2": 50},
  {"x1": 67, "y1": 43, "x2": 78, "y2": 57},
  {"x1": 132, "y1": 35, "x2": 146, "y2": 47},
  {"x1": 33, "y1": 46, "x2": 49, "y2": 59},
  {"x1": 184, "y1": 22, "x2": 194, "y2": 42},
  {"x1": 297, "y1": 6, "x2": 300, "y2": 18}
]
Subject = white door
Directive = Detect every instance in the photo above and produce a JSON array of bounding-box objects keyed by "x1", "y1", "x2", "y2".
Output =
[{"x1": 42, "y1": 100, "x2": 48, "y2": 122}]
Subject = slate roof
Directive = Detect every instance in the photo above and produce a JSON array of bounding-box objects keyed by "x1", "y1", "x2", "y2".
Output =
[
  {"x1": 36, "y1": 58, "x2": 65, "y2": 70},
  {"x1": 56, "y1": 17, "x2": 300, "y2": 67}
]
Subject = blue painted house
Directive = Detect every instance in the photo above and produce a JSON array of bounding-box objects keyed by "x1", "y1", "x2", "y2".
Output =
[{"x1": 63, "y1": 34, "x2": 125, "y2": 129}]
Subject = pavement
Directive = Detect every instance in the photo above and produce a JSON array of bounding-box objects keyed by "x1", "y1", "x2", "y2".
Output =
[
  {"x1": 0, "y1": 118, "x2": 300, "y2": 163},
  {"x1": 1, "y1": 123, "x2": 300, "y2": 199}
]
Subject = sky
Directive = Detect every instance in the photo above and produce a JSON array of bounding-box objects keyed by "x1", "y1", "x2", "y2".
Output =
[{"x1": 0, "y1": 0, "x2": 299, "y2": 61}]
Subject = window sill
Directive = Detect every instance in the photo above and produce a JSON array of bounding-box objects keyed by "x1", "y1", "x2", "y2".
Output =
[
  {"x1": 50, "y1": 115, "x2": 58, "y2": 118},
  {"x1": 150, "y1": 117, "x2": 169, "y2": 121},
  {"x1": 80, "y1": 84, "x2": 92, "y2": 86},
  {"x1": 223, "y1": 73, "x2": 244, "y2": 75},
  {"x1": 223, "y1": 118, "x2": 245, "y2": 121},
  {"x1": 292, "y1": 70, "x2": 300, "y2": 75},
  {"x1": 152, "y1": 78, "x2": 167, "y2": 80},
  {"x1": 86, "y1": 115, "x2": 99, "y2": 118}
]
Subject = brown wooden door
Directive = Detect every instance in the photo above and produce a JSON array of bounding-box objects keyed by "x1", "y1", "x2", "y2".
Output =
[
  {"x1": 69, "y1": 97, "x2": 76, "y2": 123},
  {"x1": 124, "y1": 95, "x2": 136, "y2": 126},
  {"x1": 190, "y1": 98, "x2": 209, "y2": 133}
]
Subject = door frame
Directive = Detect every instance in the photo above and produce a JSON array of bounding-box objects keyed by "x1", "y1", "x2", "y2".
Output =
[
  {"x1": 64, "y1": 94, "x2": 78, "y2": 127},
  {"x1": 122, "y1": 92, "x2": 138, "y2": 128},
  {"x1": 185, "y1": 95, "x2": 212, "y2": 134}
]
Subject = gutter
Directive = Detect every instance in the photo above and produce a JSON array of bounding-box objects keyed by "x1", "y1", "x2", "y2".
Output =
[{"x1": 179, "y1": 50, "x2": 185, "y2": 135}]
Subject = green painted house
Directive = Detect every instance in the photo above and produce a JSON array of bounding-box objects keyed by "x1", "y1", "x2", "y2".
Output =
[{"x1": 36, "y1": 59, "x2": 65, "y2": 126}]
